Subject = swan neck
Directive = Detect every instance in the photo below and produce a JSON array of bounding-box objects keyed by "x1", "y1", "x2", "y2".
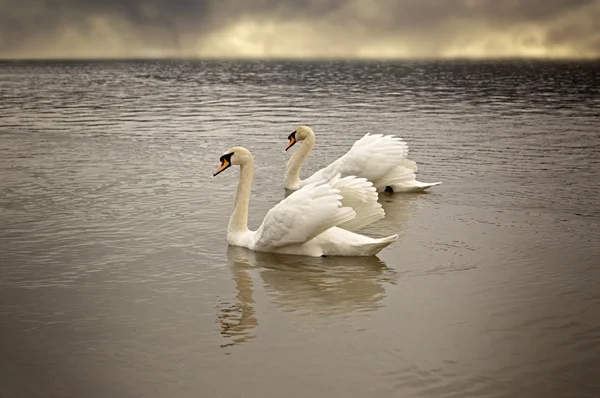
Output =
[
  {"x1": 229, "y1": 159, "x2": 254, "y2": 234},
  {"x1": 285, "y1": 131, "x2": 315, "y2": 188}
]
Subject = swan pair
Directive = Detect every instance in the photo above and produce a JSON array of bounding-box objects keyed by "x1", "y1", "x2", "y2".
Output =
[{"x1": 213, "y1": 126, "x2": 441, "y2": 257}]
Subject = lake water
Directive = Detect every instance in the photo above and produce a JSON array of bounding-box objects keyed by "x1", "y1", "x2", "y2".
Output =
[{"x1": 1, "y1": 60, "x2": 599, "y2": 398}]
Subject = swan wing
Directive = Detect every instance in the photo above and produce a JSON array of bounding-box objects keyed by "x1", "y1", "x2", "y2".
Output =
[
  {"x1": 339, "y1": 133, "x2": 410, "y2": 180},
  {"x1": 255, "y1": 182, "x2": 356, "y2": 249},
  {"x1": 305, "y1": 133, "x2": 410, "y2": 185},
  {"x1": 327, "y1": 174, "x2": 385, "y2": 231}
]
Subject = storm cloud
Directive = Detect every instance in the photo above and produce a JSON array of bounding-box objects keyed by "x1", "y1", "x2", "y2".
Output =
[{"x1": 1, "y1": 0, "x2": 599, "y2": 58}]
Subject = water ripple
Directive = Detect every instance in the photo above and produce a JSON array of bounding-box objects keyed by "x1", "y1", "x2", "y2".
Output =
[{"x1": 1, "y1": 60, "x2": 599, "y2": 398}]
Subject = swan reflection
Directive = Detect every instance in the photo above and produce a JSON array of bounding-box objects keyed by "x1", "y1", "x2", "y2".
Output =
[
  {"x1": 217, "y1": 254, "x2": 258, "y2": 348},
  {"x1": 218, "y1": 246, "x2": 398, "y2": 348}
]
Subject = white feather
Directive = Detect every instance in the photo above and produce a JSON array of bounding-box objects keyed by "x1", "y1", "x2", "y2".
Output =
[
  {"x1": 217, "y1": 147, "x2": 397, "y2": 257},
  {"x1": 255, "y1": 181, "x2": 356, "y2": 249},
  {"x1": 286, "y1": 127, "x2": 442, "y2": 193},
  {"x1": 327, "y1": 174, "x2": 385, "y2": 232}
]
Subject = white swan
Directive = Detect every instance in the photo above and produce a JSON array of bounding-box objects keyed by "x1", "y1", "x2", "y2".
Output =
[
  {"x1": 285, "y1": 126, "x2": 442, "y2": 193},
  {"x1": 213, "y1": 146, "x2": 398, "y2": 257}
]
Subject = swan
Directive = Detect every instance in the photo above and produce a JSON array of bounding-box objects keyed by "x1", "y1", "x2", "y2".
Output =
[
  {"x1": 284, "y1": 126, "x2": 442, "y2": 193},
  {"x1": 213, "y1": 146, "x2": 398, "y2": 257}
]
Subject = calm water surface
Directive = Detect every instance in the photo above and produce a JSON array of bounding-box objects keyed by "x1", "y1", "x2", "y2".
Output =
[{"x1": 1, "y1": 60, "x2": 599, "y2": 397}]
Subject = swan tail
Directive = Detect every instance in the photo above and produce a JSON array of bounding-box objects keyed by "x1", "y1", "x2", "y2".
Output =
[
  {"x1": 325, "y1": 233, "x2": 398, "y2": 257},
  {"x1": 328, "y1": 174, "x2": 385, "y2": 232},
  {"x1": 359, "y1": 234, "x2": 399, "y2": 256},
  {"x1": 391, "y1": 180, "x2": 442, "y2": 193},
  {"x1": 375, "y1": 165, "x2": 417, "y2": 191},
  {"x1": 375, "y1": 165, "x2": 441, "y2": 193}
]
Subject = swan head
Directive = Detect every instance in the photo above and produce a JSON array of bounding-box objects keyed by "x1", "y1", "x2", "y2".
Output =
[
  {"x1": 213, "y1": 147, "x2": 253, "y2": 176},
  {"x1": 285, "y1": 125, "x2": 314, "y2": 151}
]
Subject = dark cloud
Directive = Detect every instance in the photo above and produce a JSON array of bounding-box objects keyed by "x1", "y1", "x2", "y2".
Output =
[
  {"x1": 0, "y1": 0, "x2": 212, "y2": 53},
  {"x1": 1, "y1": 0, "x2": 598, "y2": 58}
]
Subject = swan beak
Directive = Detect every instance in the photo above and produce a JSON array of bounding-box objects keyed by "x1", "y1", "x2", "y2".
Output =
[
  {"x1": 285, "y1": 135, "x2": 297, "y2": 151},
  {"x1": 213, "y1": 159, "x2": 230, "y2": 176}
]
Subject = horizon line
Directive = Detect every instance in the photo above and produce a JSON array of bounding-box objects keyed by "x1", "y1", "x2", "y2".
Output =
[{"x1": 0, "y1": 55, "x2": 599, "y2": 62}]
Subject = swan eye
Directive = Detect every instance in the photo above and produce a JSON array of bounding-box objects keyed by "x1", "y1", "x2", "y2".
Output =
[
  {"x1": 288, "y1": 131, "x2": 296, "y2": 140},
  {"x1": 219, "y1": 152, "x2": 234, "y2": 163}
]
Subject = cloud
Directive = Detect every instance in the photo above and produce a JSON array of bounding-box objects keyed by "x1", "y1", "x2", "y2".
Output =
[{"x1": 1, "y1": 0, "x2": 599, "y2": 59}]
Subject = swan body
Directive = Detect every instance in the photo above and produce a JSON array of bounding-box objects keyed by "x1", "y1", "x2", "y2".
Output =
[
  {"x1": 213, "y1": 147, "x2": 397, "y2": 257},
  {"x1": 285, "y1": 126, "x2": 442, "y2": 193}
]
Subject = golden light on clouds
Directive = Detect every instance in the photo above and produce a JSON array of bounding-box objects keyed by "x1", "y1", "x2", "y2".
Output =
[{"x1": 1, "y1": 0, "x2": 598, "y2": 59}]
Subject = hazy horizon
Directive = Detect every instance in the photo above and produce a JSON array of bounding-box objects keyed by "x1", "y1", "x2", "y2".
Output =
[
  {"x1": 1, "y1": 55, "x2": 600, "y2": 61},
  {"x1": 1, "y1": 0, "x2": 599, "y2": 60}
]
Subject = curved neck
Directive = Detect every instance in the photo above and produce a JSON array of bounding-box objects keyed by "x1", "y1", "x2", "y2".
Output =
[
  {"x1": 229, "y1": 158, "x2": 254, "y2": 234},
  {"x1": 285, "y1": 131, "x2": 315, "y2": 188}
]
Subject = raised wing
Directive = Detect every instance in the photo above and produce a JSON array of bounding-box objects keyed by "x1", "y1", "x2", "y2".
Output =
[
  {"x1": 328, "y1": 174, "x2": 385, "y2": 232},
  {"x1": 254, "y1": 181, "x2": 356, "y2": 249},
  {"x1": 304, "y1": 133, "x2": 410, "y2": 185}
]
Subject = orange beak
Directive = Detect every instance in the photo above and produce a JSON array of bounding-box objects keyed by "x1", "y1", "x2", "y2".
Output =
[
  {"x1": 285, "y1": 135, "x2": 297, "y2": 151},
  {"x1": 213, "y1": 159, "x2": 230, "y2": 176}
]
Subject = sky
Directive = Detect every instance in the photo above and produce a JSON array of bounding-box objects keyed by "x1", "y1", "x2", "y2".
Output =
[{"x1": 1, "y1": 0, "x2": 599, "y2": 59}]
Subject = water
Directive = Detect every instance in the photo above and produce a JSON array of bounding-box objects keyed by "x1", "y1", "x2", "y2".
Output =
[{"x1": 1, "y1": 60, "x2": 599, "y2": 397}]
